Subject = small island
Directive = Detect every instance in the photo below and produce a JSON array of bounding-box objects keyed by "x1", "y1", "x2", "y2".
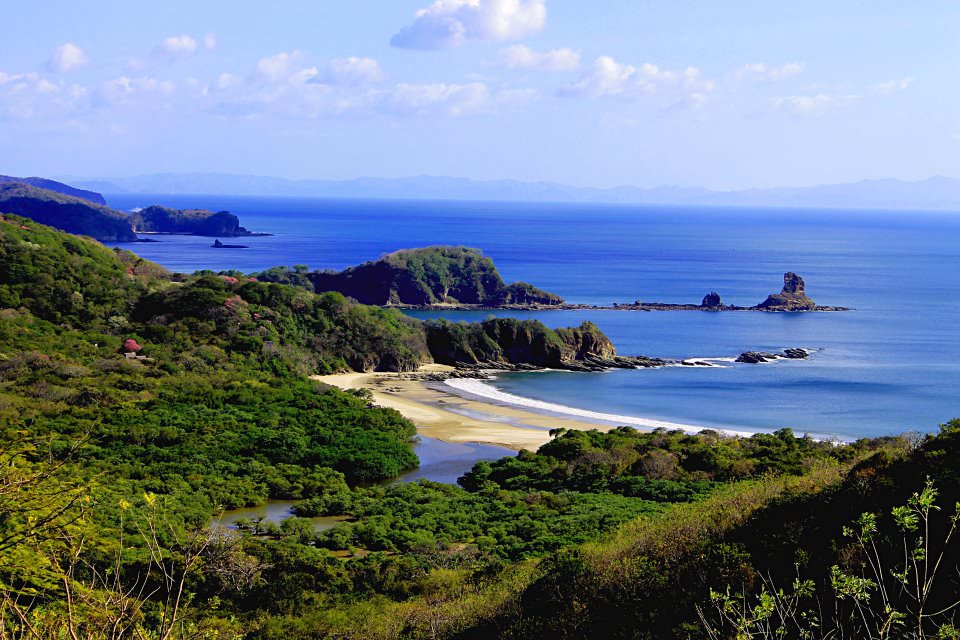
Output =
[{"x1": 212, "y1": 239, "x2": 249, "y2": 249}]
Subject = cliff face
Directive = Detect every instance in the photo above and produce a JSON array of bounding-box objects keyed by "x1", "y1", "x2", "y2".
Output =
[
  {"x1": 425, "y1": 318, "x2": 614, "y2": 369},
  {"x1": 131, "y1": 206, "x2": 253, "y2": 237},
  {"x1": 308, "y1": 246, "x2": 564, "y2": 307},
  {"x1": 756, "y1": 272, "x2": 817, "y2": 310},
  {"x1": 0, "y1": 183, "x2": 136, "y2": 242},
  {"x1": 0, "y1": 176, "x2": 106, "y2": 205}
]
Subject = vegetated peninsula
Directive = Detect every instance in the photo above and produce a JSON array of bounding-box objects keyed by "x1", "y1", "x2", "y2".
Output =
[
  {"x1": 256, "y1": 245, "x2": 565, "y2": 307},
  {"x1": 130, "y1": 205, "x2": 267, "y2": 237},
  {"x1": 0, "y1": 177, "x2": 265, "y2": 242}
]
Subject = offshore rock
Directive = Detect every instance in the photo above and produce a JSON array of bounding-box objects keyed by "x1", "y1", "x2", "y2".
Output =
[
  {"x1": 701, "y1": 291, "x2": 722, "y2": 308},
  {"x1": 755, "y1": 272, "x2": 817, "y2": 311}
]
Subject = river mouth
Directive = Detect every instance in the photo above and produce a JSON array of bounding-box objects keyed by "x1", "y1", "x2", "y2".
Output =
[{"x1": 212, "y1": 436, "x2": 513, "y2": 530}]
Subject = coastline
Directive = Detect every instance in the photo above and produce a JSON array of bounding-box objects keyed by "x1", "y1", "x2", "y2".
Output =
[{"x1": 312, "y1": 365, "x2": 747, "y2": 451}]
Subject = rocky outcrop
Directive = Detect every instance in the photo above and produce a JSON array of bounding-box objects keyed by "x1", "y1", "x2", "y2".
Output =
[
  {"x1": 736, "y1": 348, "x2": 810, "y2": 364},
  {"x1": 0, "y1": 183, "x2": 136, "y2": 242},
  {"x1": 131, "y1": 205, "x2": 261, "y2": 237},
  {"x1": 0, "y1": 176, "x2": 106, "y2": 205},
  {"x1": 701, "y1": 291, "x2": 722, "y2": 308},
  {"x1": 305, "y1": 246, "x2": 565, "y2": 307},
  {"x1": 755, "y1": 272, "x2": 817, "y2": 311},
  {"x1": 423, "y1": 318, "x2": 658, "y2": 371}
]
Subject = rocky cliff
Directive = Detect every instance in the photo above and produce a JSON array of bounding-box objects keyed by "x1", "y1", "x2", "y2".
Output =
[
  {"x1": 424, "y1": 318, "x2": 658, "y2": 371},
  {"x1": 755, "y1": 272, "x2": 817, "y2": 311},
  {"x1": 306, "y1": 246, "x2": 564, "y2": 307},
  {"x1": 130, "y1": 205, "x2": 256, "y2": 237},
  {"x1": 0, "y1": 183, "x2": 136, "y2": 242}
]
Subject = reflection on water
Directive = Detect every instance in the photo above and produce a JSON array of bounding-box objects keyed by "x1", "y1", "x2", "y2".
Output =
[{"x1": 215, "y1": 436, "x2": 514, "y2": 530}]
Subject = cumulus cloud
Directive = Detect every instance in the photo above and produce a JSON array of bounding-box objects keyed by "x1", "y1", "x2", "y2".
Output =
[
  {"x1": 315, "y1": 57, "x2": 384, "y2": 86},
  {"x1": 559, "y1": 56, "x2": 712, "y2": 99},
  {"x1": 158, "y1": 35, "x2": 198, "y2": 57},
  {"x1": 101, "y1": 76, "x2": 176, "y2": 104},
  {"x1": 738, "y1": 62, "x2": 804, "y2": 82},
  {"x1": 379, "y1": 82, "x2": 533, "y2": 115},
  {"x1": 771, "y1": 93, "x2": 857, "y2": 114},
  {"x1": 254, "y1": 52, "x2": 318, "y2": 84},
  {"x1": 498, "y1": 45, "x2": 579, "y2": 71},
  {"x1": 49, "y1": 43, "x2": 88, "y2": 73},
  {"x1": 391, "y1": 0, "x2": 546, "y2": 50},
  {"x1": 871, "y1": 77, "x2": 913, "y2": 95},
  {"x1": 204, "y1": 33, "x2": 217, "y2": 51},
  {"x1": 0, "y1": 71, "x2": 89, "y2": 119}
]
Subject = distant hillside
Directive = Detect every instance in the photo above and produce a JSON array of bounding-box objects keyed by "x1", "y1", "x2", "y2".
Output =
[
  {"x1": 0, "y1": 183, "x2": 136, "y2": 242},
  {"x1": 0, "y1": 175, "x2": 106, "y2": 204},
  {"x1": 256, "y1": 246, "x2": 564, "y2": 306},
  {"x1": 130, "y1": 205, "x2": 258, "y2": 237},
  {"x1": 67, "y1": 172, "x2": 960, "y2": 211}
]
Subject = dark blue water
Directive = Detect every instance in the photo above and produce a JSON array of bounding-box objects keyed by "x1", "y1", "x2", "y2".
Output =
[{"x1": 107, "y1": 194, "x2": 960, "y2": 440}]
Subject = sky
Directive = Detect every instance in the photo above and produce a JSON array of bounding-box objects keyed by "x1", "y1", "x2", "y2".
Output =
[{"x1": 1, "y1": 1, "x2": 958, "y2": 190}]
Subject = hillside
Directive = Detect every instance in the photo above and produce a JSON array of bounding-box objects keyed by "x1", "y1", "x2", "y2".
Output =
[
  {"x1": 258, "y1": 246, "x2": 564, "y2": 306},
  {"x1": 0, "y1": 183, "x2": 136, "y2": 242},
  {"x1": 0, "y1": 174, "x2": 106, "y2": 204}
]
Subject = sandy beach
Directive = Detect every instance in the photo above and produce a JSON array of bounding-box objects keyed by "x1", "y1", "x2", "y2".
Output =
[{"x1": 312, "y1": 365, "x2": 618, "y2": 450}]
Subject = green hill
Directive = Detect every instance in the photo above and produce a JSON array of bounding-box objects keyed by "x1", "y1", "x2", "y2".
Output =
[
  {"x1": 131, "y1": 204, "x2": 258, "y2": 237},
  {"x1": 0, "y1": 183, "x2": 136, "y2": 242},
  {"x1": 259, "y1": 245, "x2": 564, "y2": 306}
]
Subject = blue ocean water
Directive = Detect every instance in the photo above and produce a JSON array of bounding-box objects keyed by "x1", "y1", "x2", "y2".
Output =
[{"x1": 107, "y1": 194, "x2": 960, "y2": 440}]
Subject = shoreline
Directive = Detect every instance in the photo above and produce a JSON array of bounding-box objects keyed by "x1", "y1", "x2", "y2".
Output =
[{"x1": 312, "y1": 365, "x2": 747, "y2": 451}]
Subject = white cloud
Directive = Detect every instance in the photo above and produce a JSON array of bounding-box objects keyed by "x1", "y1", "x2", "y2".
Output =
[
  {"x1": 738, "y1": 62, "x2": 804, "y2": 82},
  {"x1": 498, "y1": 45, "x2": 579, "y2": 71},
  {"x1": 256, "y1": 52, "x2": 308, "y2": 83},
  {"x1": 559, "y1": 56, "x2": 712, "y2": 99},
  {"x1": 871, "y1": 77, "x2": 913, "y2": 95},
  {"x1": 215, "y1": 73, "x2": 243, "y2": 90},
  {"x1": 158, "y1": 35, "x2": 198, "y2": 57},
  {"x1": 49, "y1": 43, "x2": 88, "y2": 73},
  {"x1": 380, "y1": 81, "x2": 532, "y2": 115},
  {"x1": 101, "y1": 76, "x2": 176, "y2": 104},
  {"x1": 771, "y1": 93, "x2": 857, "y2": 114},
  {"x1": 204, "y1": 33, "x2": 217, "y2": 51},
  {"x1": 391, "y1": 0, "x2": 546, "y2": 50},
  {"x1": 315, "y1": 57, "x2": 384, "y2": 86}
]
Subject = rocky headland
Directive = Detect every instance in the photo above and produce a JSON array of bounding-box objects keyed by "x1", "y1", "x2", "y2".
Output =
[
  {"x1": 131, "y1": 205, "x2": 268, "y2": 238},
  {"x1": 0, "y1": 177, "x2": 265, "y2": 242},
  {"x1": 256, "y1": 246, "x2": 565, "y2": 307}
]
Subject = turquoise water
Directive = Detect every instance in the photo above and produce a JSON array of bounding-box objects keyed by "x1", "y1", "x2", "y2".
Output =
[{"x1": 107, "y1": 194, "x2": 960, "y2": 440}]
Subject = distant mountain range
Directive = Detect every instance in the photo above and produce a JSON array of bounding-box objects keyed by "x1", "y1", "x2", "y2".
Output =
[{"x1": 61, "y1": 173, "x2": 960, "y2": 212}]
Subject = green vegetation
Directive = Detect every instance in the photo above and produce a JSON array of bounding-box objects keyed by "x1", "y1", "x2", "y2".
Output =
[
  {"x1": 131, "y1": 205, "x2": 255, "y2": 237},
  {"x1": 256, "y1": 245, "x2": 565, "y2": 306},
  {"x1": 2, "y1": 214, "x2": 959, "y2": 639},
  {"x1": 0, "y1": 183, "x2": 136, "y2": 241}
]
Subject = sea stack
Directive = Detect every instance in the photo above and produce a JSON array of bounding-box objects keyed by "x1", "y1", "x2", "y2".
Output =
[
  {"x1": 755, "y1": 272, "x2": 816, "y2": 311},
  {"x1": 700, "y1": 291, "x2": 722, "y2": 309}
]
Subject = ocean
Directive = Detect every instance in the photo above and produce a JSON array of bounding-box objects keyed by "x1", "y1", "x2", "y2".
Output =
[{"x1": 108, "y1": 194, "x2": 960, "y2": 441}]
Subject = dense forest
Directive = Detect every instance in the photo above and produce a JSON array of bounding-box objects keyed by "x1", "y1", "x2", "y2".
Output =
[{"x1": 2, "y1": 214, "x2": 959, "y2": 639}]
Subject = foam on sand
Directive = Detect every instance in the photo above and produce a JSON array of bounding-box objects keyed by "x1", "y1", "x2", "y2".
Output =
[{"x1": 444, "y1": 377, "x2": 758, "y2": 438}]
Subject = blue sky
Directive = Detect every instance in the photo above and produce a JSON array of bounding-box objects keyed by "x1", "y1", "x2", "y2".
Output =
[{"x1": 1, "y1": 1, "x2": 957, "y2": 189}]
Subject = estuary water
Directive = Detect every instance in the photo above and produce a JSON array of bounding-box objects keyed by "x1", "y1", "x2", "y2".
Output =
[{"x1": 108, "y1": 194, "x2": 960, "y2": 441}]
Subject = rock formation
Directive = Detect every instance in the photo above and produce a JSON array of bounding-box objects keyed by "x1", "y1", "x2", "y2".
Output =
[
  {"x1": 700, "y1": 291, "x2": 722, "y2": 308},
  {"x1": 755, "y1": 272, "x2": 817, "y2": 311},
  {"x1": 736, "y1": 348, "x2": 810, "y2": 364}
]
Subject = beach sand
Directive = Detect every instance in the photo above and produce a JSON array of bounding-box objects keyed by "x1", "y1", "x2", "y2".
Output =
[{"x1": 312, "y1": 365, "x2": 616, "y2": 450}]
